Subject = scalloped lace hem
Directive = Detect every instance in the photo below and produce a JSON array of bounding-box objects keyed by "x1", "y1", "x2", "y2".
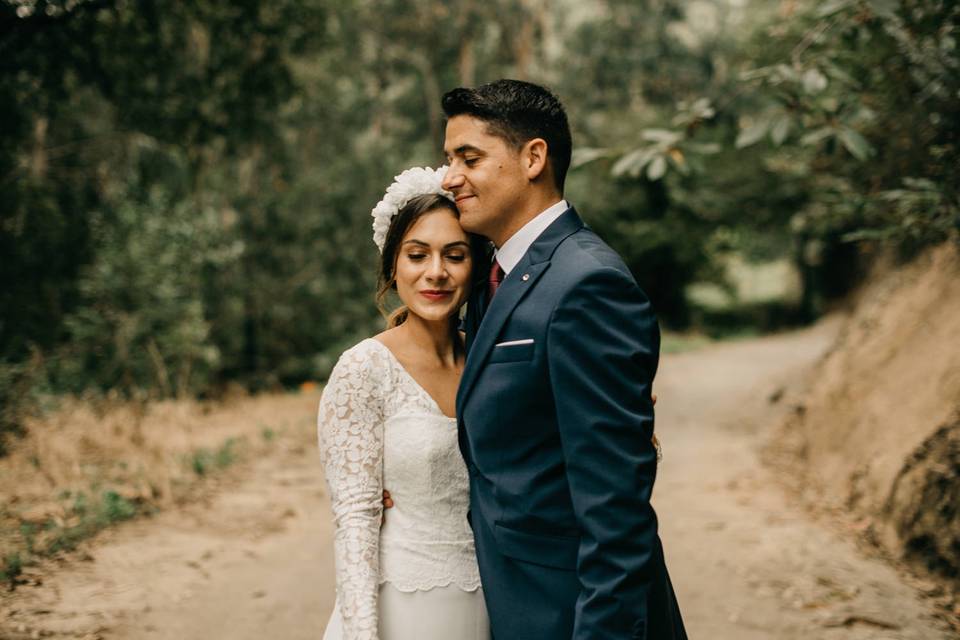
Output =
[{"x1": 378, "y1": 577, "x2": 483, "y2": 593}]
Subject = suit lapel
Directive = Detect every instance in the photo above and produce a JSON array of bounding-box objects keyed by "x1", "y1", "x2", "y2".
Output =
[
  {"x1": 457, "y1": 253, "x2": 547, "y2": 415},
  {"x1": 457, "y1": 206, "x2": 585, "y2": 416}
]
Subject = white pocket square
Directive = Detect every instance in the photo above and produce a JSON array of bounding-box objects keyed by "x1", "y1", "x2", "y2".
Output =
[{"x1": 495, "y1": 338, "x2": 534, "y2": 347}]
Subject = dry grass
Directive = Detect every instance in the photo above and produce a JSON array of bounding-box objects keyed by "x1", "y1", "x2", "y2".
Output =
[{"x1": 0, "y1": 389, "x2": 321, "y2": 583}]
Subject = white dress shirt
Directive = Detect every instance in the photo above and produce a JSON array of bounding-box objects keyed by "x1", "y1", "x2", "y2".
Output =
[{"x1": 494, "y1": 200, "x2": 569, "y2": 275}]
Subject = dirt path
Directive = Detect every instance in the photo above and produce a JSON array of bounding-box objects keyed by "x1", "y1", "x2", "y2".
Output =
[
  {"x1": 1, "y1": 321, "x2": 952, "y2": 639},
  {"x1": 654, "y1": 321, "x2": 950, "y2": 639}
]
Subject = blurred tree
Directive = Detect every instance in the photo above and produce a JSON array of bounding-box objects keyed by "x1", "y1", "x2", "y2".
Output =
[
  {"x1": 732, "y1": 0, "x2": 959, "y2": 310},
  {"x1": 560, "y1": 0, "x2": 746, "y2": 327},
  {"x1": 0, "y1": 0, "x2": 319, "y2": 440},
  {"x1": 737, "y1": 0, "x2": 957, "y2": 175},
  {"x1": 572, "y1": 0, "x2": 958, "y2": 324},
  {"x1": 55, "y1": 191, "x2": 239, "y2": 397},
  {"x1": 3, "y1": 0, "x2": 955, "y2": 448},
  {"x1": 1, "y1": 0, "x2": 307, "y2": 351}
]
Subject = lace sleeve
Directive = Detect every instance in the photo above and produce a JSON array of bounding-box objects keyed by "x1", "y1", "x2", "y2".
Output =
[{"x1": 318, "y1": 344, "x2": 385, "y2": 640}]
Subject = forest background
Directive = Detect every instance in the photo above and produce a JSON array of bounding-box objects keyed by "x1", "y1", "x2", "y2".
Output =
[{"x1": 1, "y1": 0, "x2": 957, "y2": 450}]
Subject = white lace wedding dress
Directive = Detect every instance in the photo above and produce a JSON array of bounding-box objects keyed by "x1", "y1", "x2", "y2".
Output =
[{"x1": 317, "y1": 338, "x2": 489, "y2": 640}]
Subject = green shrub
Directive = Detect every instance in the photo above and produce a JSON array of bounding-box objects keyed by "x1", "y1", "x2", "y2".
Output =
[
  {"x1": 0, "y1": 360, "x2": 28, "y2": 455},
  {"x1": 1, "y1": 552, "x2": 23, "y2": 585},
  {"x1": 99, "y1": 491, "x2": 137, "y2": 524},
  {"x1": 188, "y1": 437, "x2": 241, "y2": 476},
  {"x1": 53, "y1": 192, "x2": 237, "y2": 399}
]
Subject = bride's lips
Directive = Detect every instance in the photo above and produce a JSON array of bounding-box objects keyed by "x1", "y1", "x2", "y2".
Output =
[{"x1": 420, "y1": 290, "x2": 454, "y2": 301}]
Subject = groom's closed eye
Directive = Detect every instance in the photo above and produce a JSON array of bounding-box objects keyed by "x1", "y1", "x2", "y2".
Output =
[{"x1": 447, "y1": 144, "x2": 485, "y2": 163}]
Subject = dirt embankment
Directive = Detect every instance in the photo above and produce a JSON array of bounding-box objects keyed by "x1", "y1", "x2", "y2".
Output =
[{"x1": 770, "y1": 242, "x2": 960, "y2": 587}]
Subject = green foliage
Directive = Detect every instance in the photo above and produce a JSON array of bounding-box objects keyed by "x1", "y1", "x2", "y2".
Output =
[
  {"x1": 1, "y1": 0, "x2": 956, "y2": 414},
  {"x1": 59, "y1": 489, "x2": 140, "y2": 551},
  {"x1": 0, "y1": 359, "x2": 30, "y2": 454},
  {"x1": 737, "y1": 0, "x2": 959, "y2": 252},
  {"x1": 660, "y1": 333, "x2": 714, "y2": 355},
  {"x1": 99, "y1": 490, "x2": 138, "y2": 524},
  {"x1": 560, "y1": 0, "x2": 738, "y2": 326},
  {"x1": 0, "y1": 0, "x2": 308, "y2": 361},
  {"x1": 0, "y1": 0, "x2": 564, "y2": 404},
  {"x1": 19, "y1": 522, "x2": 37, "y2": 554},
  {"x1": 844, "y1": 179, "x2": 958, "y2": 248},
  {"x1": 53, "y1": 191, "x2": 238, "y2": 397},
  {"x1": 0, "y1": 552, "x2": 23, "y2": 585},
  {"x1": 11, "y1": 489, "x2": 145, "y2": 561},
  {"x1": 189, "y1": 437, "x2": 240, "y2": 476},
  {"x1": 261, "y1": 425, "x2": 276, "y2": 442},
  {"x1": 579, "y1": 0, "x2": 958, "y2": 326},
  {"x1": 3, "y1": 439, "x2": 256, "y2": 580}
]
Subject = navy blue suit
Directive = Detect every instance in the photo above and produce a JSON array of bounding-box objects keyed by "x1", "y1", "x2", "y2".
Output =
[{"x1": 458, "y1": 207, "x2": 686, "y2": 640}]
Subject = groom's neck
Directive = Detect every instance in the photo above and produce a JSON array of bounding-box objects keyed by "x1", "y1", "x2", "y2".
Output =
[{"x1": 493, "y1": 189, "x2": 564, "y2": 248}]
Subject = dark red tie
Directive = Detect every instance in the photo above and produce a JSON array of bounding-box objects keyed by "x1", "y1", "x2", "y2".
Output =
[{"x1": 488, "y1": 259, "x2": 505, "y2": 301}]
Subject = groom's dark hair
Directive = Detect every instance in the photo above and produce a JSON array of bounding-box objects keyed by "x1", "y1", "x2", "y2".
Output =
[{"x1": 442, "y1": 79, "x2": 572, "y2": 193}]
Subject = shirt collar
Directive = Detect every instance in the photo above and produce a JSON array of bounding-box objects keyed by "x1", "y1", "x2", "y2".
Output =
[{"x1": 494, "y1": 200, "x2": 568, "y2": 275}]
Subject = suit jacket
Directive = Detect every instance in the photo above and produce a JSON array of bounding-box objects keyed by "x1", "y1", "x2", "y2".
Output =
[{"x1": 458, "y1": 207, "x2": 686, "y2": 640}]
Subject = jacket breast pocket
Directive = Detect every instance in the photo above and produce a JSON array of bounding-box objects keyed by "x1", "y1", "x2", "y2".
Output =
[{"x1": 487, "y1": 340, "x2": 535, "y2": 364}]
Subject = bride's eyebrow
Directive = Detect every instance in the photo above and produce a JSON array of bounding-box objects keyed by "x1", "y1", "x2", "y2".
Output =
[{"x1": 401, "y1": 240, "x2": 469, "y2": 249}]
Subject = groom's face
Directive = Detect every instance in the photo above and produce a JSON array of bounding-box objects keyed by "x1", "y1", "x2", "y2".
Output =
[{"x1": 442, "y1": 115, "x2": 527, "y2": 246}]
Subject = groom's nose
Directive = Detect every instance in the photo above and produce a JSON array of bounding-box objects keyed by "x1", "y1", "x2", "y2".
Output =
[{"x1": 442, "y1": 166, "x2": 464, "y2": 191}]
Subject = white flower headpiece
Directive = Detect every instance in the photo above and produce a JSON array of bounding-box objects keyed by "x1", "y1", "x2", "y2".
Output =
[{"x1": 371, "y1": 165, "x2": 454, "y2": 253}]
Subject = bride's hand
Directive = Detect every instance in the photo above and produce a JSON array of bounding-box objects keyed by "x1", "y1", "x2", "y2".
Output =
[
  {"x1": 651, "y1": 392, "x2": 661, "y2": 459},
  {"x1": 382, "y1": 489, "x2": 394, "y2": 526}
]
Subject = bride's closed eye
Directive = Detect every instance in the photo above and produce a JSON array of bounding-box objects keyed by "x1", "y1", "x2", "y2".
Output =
[{"x1": 406, "y1": 252, "x2": 467, "y2": 263}]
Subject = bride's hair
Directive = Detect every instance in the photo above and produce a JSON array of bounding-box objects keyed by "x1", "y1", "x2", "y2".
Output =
[{"x1": 377, "y1": 194, "x2": 487, "y2": 329}]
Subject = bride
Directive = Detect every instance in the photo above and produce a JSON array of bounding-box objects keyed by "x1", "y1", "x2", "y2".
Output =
[{"x1": 317, "y1": 166, "x2": 491, "y2": 639}]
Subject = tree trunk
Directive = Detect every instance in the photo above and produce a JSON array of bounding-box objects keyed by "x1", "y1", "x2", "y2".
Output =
[
  {"x1": 458, "y1": 33, "x2": 476, "y2": 86},
  {"x1": 30, "y1": 117, "x2": 48, "y2": 180}
]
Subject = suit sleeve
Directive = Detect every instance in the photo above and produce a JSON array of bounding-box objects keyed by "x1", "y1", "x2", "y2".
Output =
[{"x1": 546, "y1": 265, "x2": 661, "y2": 640}]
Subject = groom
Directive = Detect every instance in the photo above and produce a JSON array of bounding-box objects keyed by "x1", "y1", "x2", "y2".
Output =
[{"x1": 442, "y1": 80, "x2": 686, "y2": 639}]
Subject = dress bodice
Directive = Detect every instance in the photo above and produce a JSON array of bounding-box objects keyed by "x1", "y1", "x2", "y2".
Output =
[{"x1": 318, "y1": 338, "x2": 480, "y2": 640}]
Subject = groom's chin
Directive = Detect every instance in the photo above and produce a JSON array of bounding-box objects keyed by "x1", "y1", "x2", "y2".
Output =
[{"x1": 456, "y1": 210, "x2": 482, "y2": 234}]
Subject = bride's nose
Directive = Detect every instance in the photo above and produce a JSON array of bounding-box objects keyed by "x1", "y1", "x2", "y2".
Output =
[{"x1": 425, "y1": 255, "x2": 448, "y2": 280}]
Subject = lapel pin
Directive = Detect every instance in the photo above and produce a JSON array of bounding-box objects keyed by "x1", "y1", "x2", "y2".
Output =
[{"x1": 522, "y1": 273, "x2": 530, "y2": 281}]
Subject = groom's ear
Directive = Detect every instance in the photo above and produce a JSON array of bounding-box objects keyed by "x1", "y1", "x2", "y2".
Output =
[{"x1": 522, "y1": 138, "x2": 549, "y2": 182}]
